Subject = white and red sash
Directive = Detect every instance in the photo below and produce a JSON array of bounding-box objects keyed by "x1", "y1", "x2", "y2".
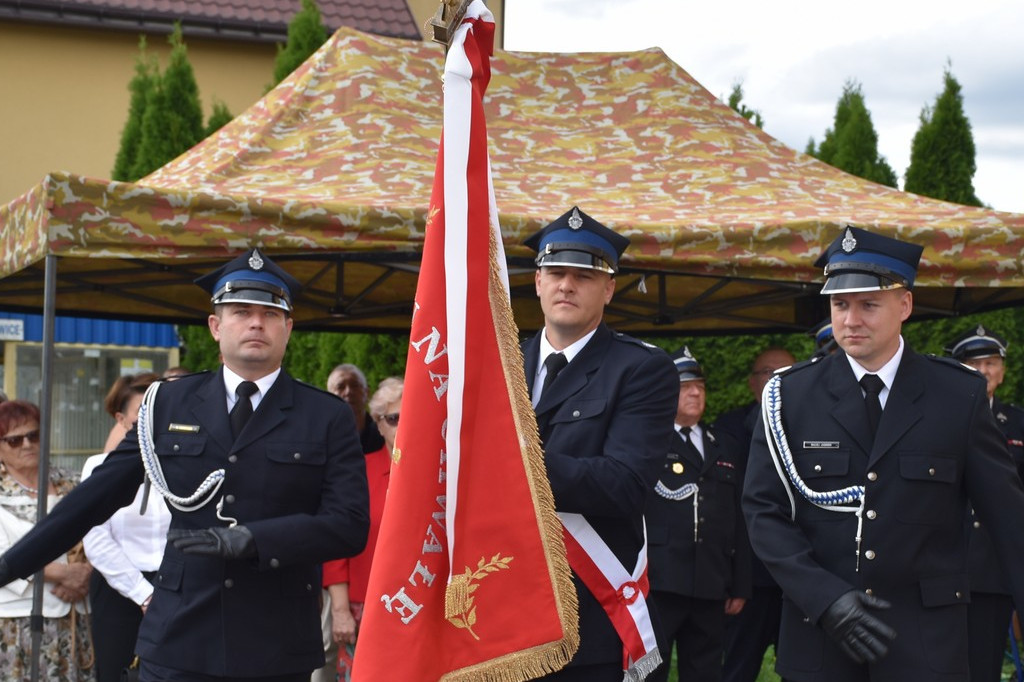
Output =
[{"x1": 559, "y1": 512, "x2": 662, "y2": 681}]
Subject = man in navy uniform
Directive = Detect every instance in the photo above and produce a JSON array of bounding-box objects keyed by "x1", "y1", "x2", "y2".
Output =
[
  {"x1": 0, "y1": 248, "x2": 369, "y2": 682},
  {"x1": 647, "y1": 347, "x2": 750, "y2": 682},
  {"x1": 715, "y1": 345, "x2": 794, "y2": 682},
  {"x1": 946, "y1": 325, "x2": 1024, "y2": 682},
  {"x1": 523, "y1": 206, "x2": 678, "y2": 682},
  {"x1": 742, "y1": 226, "x2": 1024, "y2": 681}
]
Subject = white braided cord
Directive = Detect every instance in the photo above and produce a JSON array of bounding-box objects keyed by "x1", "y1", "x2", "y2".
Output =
[
  {"x1": 137, "y1": 381, "x2": 226, "y2": 512},
  {"x1": 762, "y1": 375, "x2": 864, "y2": 518},
  {"x1": 653, "y1": 481, "x2": 698, "y2": 501}
]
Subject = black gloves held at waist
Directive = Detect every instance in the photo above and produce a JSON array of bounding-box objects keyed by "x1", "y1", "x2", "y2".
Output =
[
  {"x1": 167, "y1": 525, "x2": 256, "y2": 560},
  {"x1": 820, "y1": 590, "x2": 897, "y2": 664}
]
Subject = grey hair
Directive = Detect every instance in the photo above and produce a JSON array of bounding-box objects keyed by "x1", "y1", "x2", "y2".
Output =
[
  {"x1": 369, "y1": 377, "x2": 404, "y2": 418},
  {"x1": 329, "y1": 363, "x2": 368, "y2": 389}
]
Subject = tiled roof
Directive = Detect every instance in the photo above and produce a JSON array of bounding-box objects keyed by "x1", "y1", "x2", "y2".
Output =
[{"x1": 0, "y1": 0, "x2": 421, "y2": 42}]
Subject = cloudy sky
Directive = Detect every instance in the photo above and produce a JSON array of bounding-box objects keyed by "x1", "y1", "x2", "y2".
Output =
[{"x1": 502, "y1": 0, "x2": 1023, "y2": 214}]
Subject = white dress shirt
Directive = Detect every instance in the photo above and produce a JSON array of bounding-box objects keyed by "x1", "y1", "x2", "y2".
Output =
[{"x1": 81, "y1": 452, "x2": 172, "y2": 605}]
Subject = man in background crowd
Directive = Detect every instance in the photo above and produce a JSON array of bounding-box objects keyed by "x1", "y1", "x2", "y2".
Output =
[
  {"x1": 715, "y1": 346, "x2": 794, "y2": 682},
  {"x1": 947, "y1": 325, "x2": 1024, "y2": 682},
  {"x1": 647, "y1": 347, "x2": 750, "y2": 682}
]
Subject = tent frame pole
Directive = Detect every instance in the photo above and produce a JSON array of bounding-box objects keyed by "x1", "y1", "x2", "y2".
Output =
[{"x1": 29, "y1": 254, "x2": 58, "y2": 682}]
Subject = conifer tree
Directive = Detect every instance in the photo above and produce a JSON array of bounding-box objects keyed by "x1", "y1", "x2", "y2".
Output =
[
  {"x1": 271, "y1": 0, "x2": 328, "y2": 87},
  {"x1": 131, "y1": 24, "x2": 204, "y2": 179},
  {"x1": 205, "y1": 100, "x2": 234, "y2": 137},
  {"x1": 807, "y1": 80, "x2": 897, "y2": 187},
  {"x1": 904, "y1": 65, "x2": 982, "y2": 206},
  {"x1": 727, "y1": 82, "x2": 764, "y2": 129},
  {"x1": 112, "y1": 37, "x2": 158, "y2": 181}
]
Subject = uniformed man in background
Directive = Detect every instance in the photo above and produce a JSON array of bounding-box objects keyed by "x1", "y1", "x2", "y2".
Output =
[
  {"x1": 742, "y1": 226, "x2": 1024, "y2": 681},
  {"x1": 946, "y1": 325, "x2": 1024, "y2": 682},
  {"x1": 647, "y1": 347, "x2": 750, "y2": 682},
  {"x1": 523, "y1": 206, "x2": 679, "y2": 682},
  {"x1": 0, "y1": 248, "x2": 369, "y2": 682}
]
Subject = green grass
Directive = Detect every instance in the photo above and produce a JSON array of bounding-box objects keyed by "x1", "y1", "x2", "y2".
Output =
[{"x1": 665, "y1": 646, "x2": 780, "y2": 682}]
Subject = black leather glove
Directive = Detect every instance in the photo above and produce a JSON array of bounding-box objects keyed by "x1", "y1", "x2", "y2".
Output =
[
  {"x1": 168, "y1": 526, "x2": 256, "y2": 560},
  {"x1": 820, "y1": 590, "x2": 896, "y2": 664}
]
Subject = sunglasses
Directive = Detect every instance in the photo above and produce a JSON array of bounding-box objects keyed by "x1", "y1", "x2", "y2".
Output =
[
  {"x1": 0, "y1": 430, "x2": 40, "y2": 448},
  {"x1": 377, "y1": 413, "x2": 400, "y2": 427}
]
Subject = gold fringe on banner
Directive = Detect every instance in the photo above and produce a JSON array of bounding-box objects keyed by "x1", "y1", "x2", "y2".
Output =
[{"x1": 441, "y1": 225, "x2": 580, "y2": 682}]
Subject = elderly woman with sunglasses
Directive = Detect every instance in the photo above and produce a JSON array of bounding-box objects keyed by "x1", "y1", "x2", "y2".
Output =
[
  {"x1": 321, "y1": 377, "x2": 402, "y2": 681},
  {"x1": 0, "y1": 400, "x2": 94, "y2": 681}
]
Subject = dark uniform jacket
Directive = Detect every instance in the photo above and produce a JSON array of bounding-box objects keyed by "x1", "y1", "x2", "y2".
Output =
[
  {"x1": 647, "y1": 422, "x2": 751, "y2": 600},
  {"x1": 968, "y1": 396, "x2": 1024, "y2": 594},
  {"x1": 3, "y1": 368, "x2": 369, "y2": 678},
  {"x1": 742, "y1": 348, "x2": 1024, "y2": 682},
  {"x1": 523, "y1": 323, "x2": 678, "y2": 668}
]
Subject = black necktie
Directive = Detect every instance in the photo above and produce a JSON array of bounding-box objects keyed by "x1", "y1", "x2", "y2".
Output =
[
  {"x1": 541, "y1": 353, "x2": 568, "y2": 397},
  {"x1": 859, "y1": 374, "x2": 885, "y2": 435},
  {"x1": 679, "y1": 426, "x2": 702, "y2": 460},
  {"x1": 230, "y1": 381, "x2": 258, "y2": 438}
]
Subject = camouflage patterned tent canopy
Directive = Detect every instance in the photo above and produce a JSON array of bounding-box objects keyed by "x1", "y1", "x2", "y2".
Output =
[{"x1": 2, "y1": 27, "x2": 1024, "y2": 335}]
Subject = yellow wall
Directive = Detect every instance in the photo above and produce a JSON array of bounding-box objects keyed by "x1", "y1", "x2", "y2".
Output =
[
  {"x1": 0, "y1": 23, "x2": 277, "y2": 204},
  {"x1": 0, "y1": 3, "x2": 504, "y2": 206},
  {"x1": 406, "y1": 0, "x2": 505, "y2": 48}
]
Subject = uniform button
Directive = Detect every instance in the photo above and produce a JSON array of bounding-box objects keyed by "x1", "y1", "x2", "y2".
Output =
[
  {"x1": 867, "y1": 471, "x2": 878, "y2": 481},
  {"x1": 306, "y1": 583, "x2": 313, "y2": 591},
  {"x1": 973, "y1": 521, "x2": 981, "y2": 529},
  {"x1": 697, "y1": 538, "x2": 703, "y2": 544},
  {"x1": 955, "y1": 591, "x2": 963, "y2": 599},
  {"x1": 225, "y1": 495, "x2": 235, "y2": 504},
  {"x1": 814, "y1": 464, "x2": 822, "y2": 472},
  {"x1": 228, "y1": 455, "x2": 238, "y2": 463},
  {"x1": 572, "y1": 410, "x2": 581, "y2": 418},
  {"x1": 866, "y1": 510, "x2": 877, "y2": 520},
  {"x1": 865, "y1": 588, "x2": 874, "y2": 596},
  {"x1": 270, "y1": 558, "x2": 280, "y2": 569},
  {"x1": 699, "y1": 517, "x2": 706, "y2": 523},
  {"x1": 172, "y1": 444, "x2": 180, "y2": 452},
  {"x1": 802, "y1": 616, "x2": 810, "y2": 623},
  {"x1": 864, "y1": 550, "x2": 876, "y2": 560},
  {"x1": 928, "y1": 467, "x2": 936, "y2": 476},
  {"x1": 224, "y1": 579, "x2": 234, "y2": 588},
  {"x1": 293, "y1": 452, "x2": 302, "y2": 460}
]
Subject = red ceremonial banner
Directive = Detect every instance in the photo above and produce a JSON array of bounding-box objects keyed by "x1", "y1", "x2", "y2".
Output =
[{"x1": 350, "y1": 2, "x2": 578, "y2": 681}]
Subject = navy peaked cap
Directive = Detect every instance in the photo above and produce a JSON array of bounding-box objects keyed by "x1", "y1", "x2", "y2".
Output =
[
  {"x1": 946, "y1": 324, "x2": 1007, "y2": 361},
  {"x1": 194, "y1": 248, "x2": 301, "y2": 312},
  {"x1": 524, "y1": 206, "x2": 630, "y2": 274},
  {"x1": 814, "y1": 226, "x2": 923, "y2": 294},
  {"x1": 670, "y1": 346, "x2": 704, "y2": 383}
]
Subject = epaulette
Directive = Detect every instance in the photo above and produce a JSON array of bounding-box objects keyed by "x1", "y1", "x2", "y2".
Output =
[
  {"x1": 775, "y1": 357, "x2": 817, "y2": 376},
  {"x1": 612, "y1": 331, "x2": 662, "y2": 353},
  {"x1": 923, "y1": 353, "x2": 985, "y2": 376},
  {"x1": 295, "y1": 378, "x2": 344, "y2": 400}
]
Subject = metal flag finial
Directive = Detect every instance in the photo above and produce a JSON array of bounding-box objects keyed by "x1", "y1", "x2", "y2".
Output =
[{"x1": 429, "y1": 0, "x2": 472, "y2": 52}]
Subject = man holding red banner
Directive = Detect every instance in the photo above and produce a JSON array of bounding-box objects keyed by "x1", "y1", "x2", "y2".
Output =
[{"x1": 523, "y1": 206, "x2": 679, "y2": 681}]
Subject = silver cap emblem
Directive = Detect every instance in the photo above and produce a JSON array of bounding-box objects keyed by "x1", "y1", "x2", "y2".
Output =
[
  {"x1": 977, "y1": 324, "x2": 986, "y2": 336},
  {"x1": 568, "y1": 208, "x2": 583, "y2": 230},
  {"x1": 248, "y1": 250, "x2": 264, "y2": 271},
  {"x1": 841, "y1": 228, "x2": 857, "y2": 253}
]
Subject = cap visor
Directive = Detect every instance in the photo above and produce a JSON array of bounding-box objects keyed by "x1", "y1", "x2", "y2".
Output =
[
  {"x1": 213, "y1": 290, "x2": 291, "y2": 311},
  {"x1": 820, "y1": 272, "x2": 903, "y2": 295},
  {"x1": 537, "y1": 250, "x2": 615, "y2": 273}
]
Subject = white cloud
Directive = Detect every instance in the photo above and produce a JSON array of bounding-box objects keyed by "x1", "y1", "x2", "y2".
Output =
[{"x1": 503, "y1": 0, "x2": 1024, "y2": 213}]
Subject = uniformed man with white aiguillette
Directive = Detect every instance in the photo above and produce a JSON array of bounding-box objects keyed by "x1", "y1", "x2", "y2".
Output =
[
  {"x1": 646, "y1": 347, "x2": 750, "y2": 682},
  {"x1": 742, "y1": 226, "x2": 1024, "y2": 682},
  {"x1": 522, "y1": 206, "x2": 679, "y2": 682},
  {"x1": 0, "y1": 248, "x2": 369, "y2": 682}
]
